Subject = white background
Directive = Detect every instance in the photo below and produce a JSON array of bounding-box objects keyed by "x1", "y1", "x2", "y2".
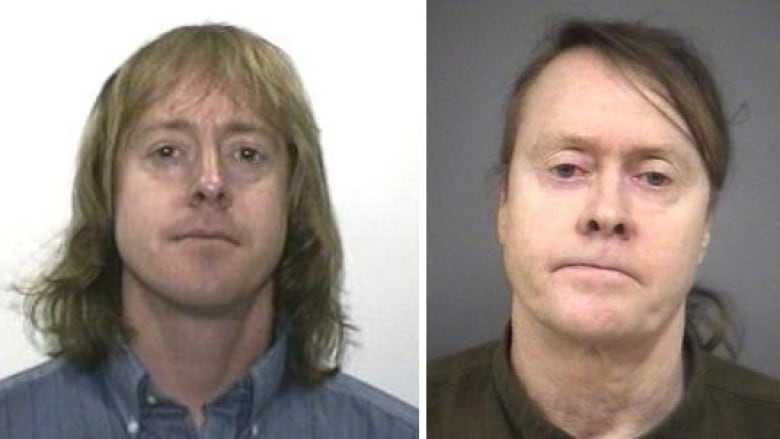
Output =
[{"x1": 0, "y1": 1, "x2": 422, "y2": 406}]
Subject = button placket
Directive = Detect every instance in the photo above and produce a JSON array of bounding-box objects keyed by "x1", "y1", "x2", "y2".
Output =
[{"x1": 126, "y1": 419, "x2": 140, "y2": 436}]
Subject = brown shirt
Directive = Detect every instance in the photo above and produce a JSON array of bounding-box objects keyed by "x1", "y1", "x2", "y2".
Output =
[{"x1": 428, "y1": 333, "x2": 780, "y2": 438}]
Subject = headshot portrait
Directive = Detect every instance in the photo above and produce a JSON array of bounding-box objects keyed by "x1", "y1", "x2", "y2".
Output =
[
  {"x1": 429, "y1": 1, "x2": 780, "y2": 437},
  {"x1": 0, "y1": 1, "x2": 420, "y2": 437}
]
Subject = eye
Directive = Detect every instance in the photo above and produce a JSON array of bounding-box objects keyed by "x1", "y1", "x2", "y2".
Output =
[
  {"x1": 153, "y1": 144, "x2": 179, "y2": 159},
  {"x1": 234, "y1": 146, "x2": 266, "y2": 164},
  {"x1": 159, "y1": 145, "x2": 174, "y2": 157},
  {"x1": 550, "y1": 163, "x2": 583, "y2": 179},
  {"x1": 641, "y1": 171, "x2": 672, "y2": 187}
]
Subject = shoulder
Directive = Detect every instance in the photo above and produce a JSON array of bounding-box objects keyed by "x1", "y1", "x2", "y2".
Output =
[
  {"x1": 321, "y1": 373, "x2": 418, "y2": 429},
  {"x1": 703, "y1": 354, "x2": 780, "y2": 406},
  {"x1": 270, "y1": 372, "x2": 418, "y2": 438},
  {"x1": 0, "y1": 357, "x2": 89, "y2": 400},
  {"x1": 428, "y1": 340, "x2": 497, "y2": 401},
  {"x1": 0, "y1": 358, "x2": 108, "y2": 437},
  {"x1": 428, "y1": 341, "x2": 504, "y2": 437},
  {"x1": 682, "y1": 354, "x2": 780, "y2": 436},
  {"x1": 319, "y1": 373, "x2": 418, "y2": 426}
]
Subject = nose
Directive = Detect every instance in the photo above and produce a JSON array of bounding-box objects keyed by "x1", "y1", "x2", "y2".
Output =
[
  {"x1": 577, "y1": 173, "x2": 632, "y2": 239},
  {"x1": 189, "y1": 148, "x2": 231, "y2": 208}
]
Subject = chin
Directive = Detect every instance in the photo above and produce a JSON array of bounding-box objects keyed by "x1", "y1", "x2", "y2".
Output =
[
  {"x1": 546, "y1": 299, "x2": 646, "y2": 344},
  {"x1": 556, "y1": 319, "x2": 638, "y2": 345},
  {"x1": 123, "y1": 259, "x2": 274, "y2": 317},
  {"x1": 158, "y1": 283, "x2": 264, "y2": 317},
  {"x1": 143, "y1": 268, "x2": 268, "y2": 314}
]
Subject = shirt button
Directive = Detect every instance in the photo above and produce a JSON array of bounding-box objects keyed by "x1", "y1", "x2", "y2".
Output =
[
  {"x1": 146, "y1": 394, "x2": 157, "y2": 405},
  {"x1": 127, "y1": 419, "x2": 140, "y2": 435},
  {"x1": 251, "y1": 424, "x2": 259, "y2": 436}
]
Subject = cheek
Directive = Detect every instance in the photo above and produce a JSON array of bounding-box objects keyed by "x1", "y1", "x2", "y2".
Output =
[
  {"x1": 636, "y1": 211, "x2": 708, "y2": 292},
  {"x1": 650, "y1": 225, "x2": 703, "y2": 265},
  {"x1": 114, "y1": 168, "x2": 174, "y2": 252},
  {"x1": 247, "y1": 197, "x2": 287, "y2": 233},
  {"x1": 504, "y1": 185, "x2": 577, "y2": 250},
  {"x1": 501, "y1": 185, "x2": 576, "y2": 279},
  {"x1": 239, "y1": 183, "x2": 289, "y2": 248}
]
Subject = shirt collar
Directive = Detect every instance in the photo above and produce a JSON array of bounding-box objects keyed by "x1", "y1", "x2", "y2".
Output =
[
  {"x1": 100, "y1": 324, "x2": 290, "y2": 429},
  {"x1": 102, "y1": 343, "x2": 147, "y2": 429},
  {"x1": 492, "y1": 328, "x2": 570, "y2": 437},
  {"x1": 246, "y1": 324, "x2": 288, "y2": 419}
]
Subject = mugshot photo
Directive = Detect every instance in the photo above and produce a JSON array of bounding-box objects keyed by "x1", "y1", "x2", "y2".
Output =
[
  {"x1": 429, "y1": 0, "x2": 780, "y2": 437},
  {"x1": 0, "y1": 1, "x2": 420, "y2": 437}
]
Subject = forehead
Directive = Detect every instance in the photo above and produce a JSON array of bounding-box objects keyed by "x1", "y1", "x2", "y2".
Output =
[{"x1": 518, "y1": 48, "x2": 694, "y2": 155}]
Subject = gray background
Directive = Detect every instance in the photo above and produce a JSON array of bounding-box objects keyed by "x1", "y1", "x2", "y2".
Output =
[{"x1": 428, "y1": 0, "x2": 780, "y2": 379}]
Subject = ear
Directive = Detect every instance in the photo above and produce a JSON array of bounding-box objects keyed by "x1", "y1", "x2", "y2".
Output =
[{"x1": 497, "y1": 188, "x2": 508, "y2": 245}]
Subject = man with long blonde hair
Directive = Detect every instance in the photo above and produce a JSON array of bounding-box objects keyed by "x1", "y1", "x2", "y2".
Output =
[{"x1": 0, "y1": 24, "x2": 416, "y2": 438}]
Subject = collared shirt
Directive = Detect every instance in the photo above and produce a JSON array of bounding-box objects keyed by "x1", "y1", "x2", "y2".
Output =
[
  {"x1": 0, "y1": 331, "x2": 417, "y2": 438},
  {"x1": 428, "y1": 330, "x2": 780, "y2": 438}
]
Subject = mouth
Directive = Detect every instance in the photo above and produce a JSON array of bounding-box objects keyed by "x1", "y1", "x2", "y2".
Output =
[
  {"x1": 174, "y1": 230, "x2": 238, "y2": 245},
  {"x1": 556, "y1": 262, "x2": 639, "y2": 284}
]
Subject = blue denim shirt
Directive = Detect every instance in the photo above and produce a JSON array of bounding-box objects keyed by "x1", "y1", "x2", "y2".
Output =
[{"x1": 0, "y1": 331, "x2": 417, "y2": 438}]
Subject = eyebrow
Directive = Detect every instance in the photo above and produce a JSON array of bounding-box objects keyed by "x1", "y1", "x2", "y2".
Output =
[
  {"x1": 554, "y1": 133, "x2": 592, "y2": 150},
  {"x1": 528, "y1": 133, "x2": 595, "y2": 158},
  {"x1": 221, "y1": 121, "x2": 274, "y2": 137},
  {"x1": 137, "y1": 119, "x2": 193, "y2": 136}
]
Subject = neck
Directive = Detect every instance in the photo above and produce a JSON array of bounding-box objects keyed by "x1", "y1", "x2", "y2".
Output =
[
  {"x1": 510, "y1": 302, "x2": 686, "y2": 438},
  {"x1": 122, "y1": 275, "x2": 274, "y2": 429}
]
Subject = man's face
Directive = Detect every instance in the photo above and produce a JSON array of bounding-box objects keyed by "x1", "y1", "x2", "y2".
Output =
[
  {"x1": 498, "y1": 49, "x2": 711, "y2": 343},
  {"x1": 115, "y1": 78, "x2": 288, "y2": 315}
]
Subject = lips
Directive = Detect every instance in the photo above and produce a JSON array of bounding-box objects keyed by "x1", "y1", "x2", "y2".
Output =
[
  {"x1": 174, "y1": 229, "x2": 238, "y2": 245},
  {"x1": 556, "y1": 260, "x2": 640, "y2": 284}
]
